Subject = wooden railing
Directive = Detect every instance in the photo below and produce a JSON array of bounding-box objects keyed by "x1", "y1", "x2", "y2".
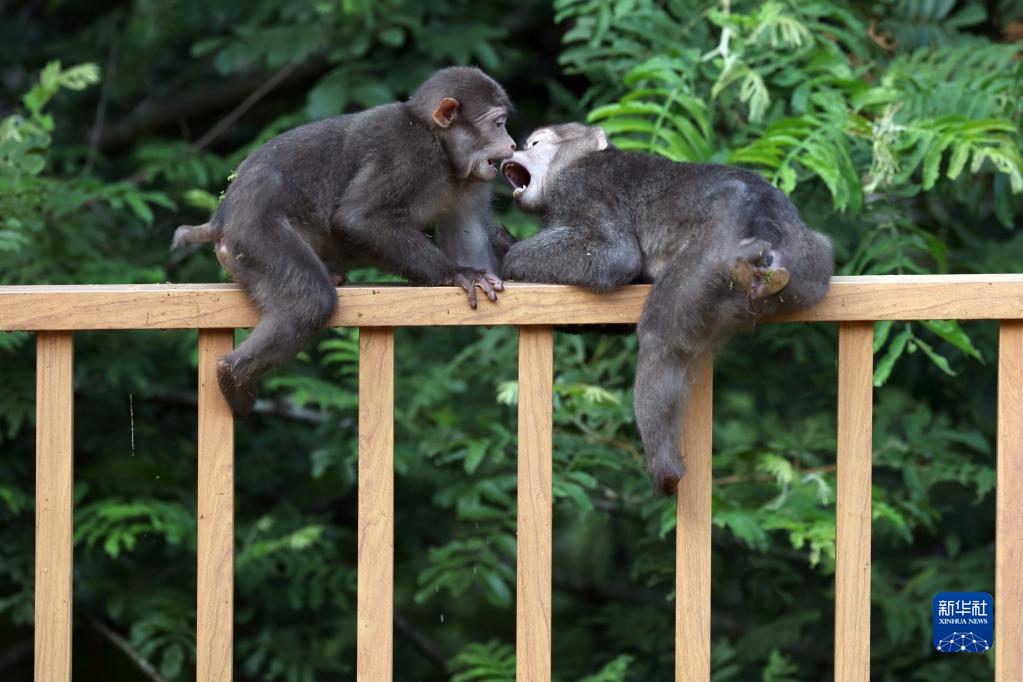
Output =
[{"x1": 2, "y1": 275, "x2": 1022, "y2": 682}]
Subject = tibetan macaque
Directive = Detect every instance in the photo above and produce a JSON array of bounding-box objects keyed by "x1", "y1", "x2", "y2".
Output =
[
  {"x1": 500, "y1": 123, "x2": 833, "y2": 494},
  {"x1": 173, "y1": 67, "x2": 517, "y2": 416}
]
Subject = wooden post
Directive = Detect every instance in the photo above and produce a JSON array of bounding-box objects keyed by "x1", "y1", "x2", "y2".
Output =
[
  {"x1": 834, "y1": 322, "x2": 873, "y2": 682},
  {"x1": 197, "y1": 330, "x2": 235, "y2": 682},
  {"x1": 516, "y1": 326, "x2": 554, "y2": 682},
  {"x1": 35, "y1": 331, "x2": 74, "y2": 682},
  {"x1": 997, "y1": 321, "x2": 1023, "y2": 679},
  {"x1": 358, "y1": 327, "x2": 395, "y2": 682},
  {"x1": 676, "y1": 356, "x2": 713, "y2": 682}
]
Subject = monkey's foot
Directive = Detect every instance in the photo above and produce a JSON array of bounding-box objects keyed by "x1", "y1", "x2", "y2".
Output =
[
  {"x1": 331, "y1": 272, "x2": 347, "y2": 287},
  {"x1": 216, "y1": 359, "x2": 257, "y2": 417},
  {"x1": 648, "y1": 452, "x2": 687, "y2": 496},
  {"x1": 730, "y1": 241, "x2": 790, "y2": 301},
  {"x1": 451, "y1": 268, "x2": 504, "y2": 309}
]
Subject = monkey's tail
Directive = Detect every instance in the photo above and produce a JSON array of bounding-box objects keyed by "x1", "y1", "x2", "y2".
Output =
[{"x1": 171, "y1": 222, "x2": 221, "y2": 250}]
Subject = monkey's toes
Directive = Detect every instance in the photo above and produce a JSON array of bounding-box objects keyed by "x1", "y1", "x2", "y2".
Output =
[
  {"x1": 216, "y1": 360, "x2": 256, "y2": 417},
  {"x1": 648, "y1": 454, "x2": 686, "y2": 496},
  {"x1": 730, "y1": 248, "x2": 790, "y2": 301},
  {"x1": 750, "y1": 266, "x2": 790, "y2": 299}
]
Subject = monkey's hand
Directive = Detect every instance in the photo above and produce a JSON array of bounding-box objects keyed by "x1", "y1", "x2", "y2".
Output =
[
  {"x1": 489, "y1": 225, "x2": 518, "y2": 261},
  {"x1": 450, "y1": 268, "x2": 504, "y2": 309}
]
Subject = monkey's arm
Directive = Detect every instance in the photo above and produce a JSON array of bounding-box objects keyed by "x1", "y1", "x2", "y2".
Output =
[
  {"x1": 435, "y1": 187, "x2": 501, "y2": 272},
  {"x1": 501, "y1": 225, "x2": 643, "y2": 293},
  {"x1": 342, "y1": 208, "x2": 502, "y2": 308}
]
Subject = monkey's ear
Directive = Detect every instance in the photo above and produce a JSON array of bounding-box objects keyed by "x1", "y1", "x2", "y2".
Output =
[
  {"x1": 432, "y1": 97, "x2": 460, "y2": 128},
  {"x1": 593, "y1": 127, "x2": 609, "y2": 151}
]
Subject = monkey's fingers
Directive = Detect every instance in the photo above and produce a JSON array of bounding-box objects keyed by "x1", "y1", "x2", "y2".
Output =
[
  {"x1": 453, "y1": 271, "x2": 480, "y2": 309},
  {"x1": 481, "y1": 270, "x2": 505, "y2": 292},
  {"x1": 474, "y1": 272, "x2": 498, "y2": 302},
  {"x1": 453, "y1": 269, "x2": 503, "y2": 307}
]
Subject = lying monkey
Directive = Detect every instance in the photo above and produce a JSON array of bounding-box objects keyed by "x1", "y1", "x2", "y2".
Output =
[
  {"x1": 500, "y1": 123, "x2": 833, "y2": 494},
  {"x1": 173, "y1": 67, "x2": 517, "y2": 416}
]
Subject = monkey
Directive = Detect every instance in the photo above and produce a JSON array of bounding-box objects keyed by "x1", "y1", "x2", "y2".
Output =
[
  {"x1": 172, "y1": 67, "x2": 517, "y2": 417},
  {"x1": 499, "y1": 123, "x2": 834, "y2": 495}
]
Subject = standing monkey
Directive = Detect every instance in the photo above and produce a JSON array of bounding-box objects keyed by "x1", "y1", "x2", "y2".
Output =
[
  {"x1": 500, "y1": 123, "x2": 834, "y2": 494},
  {"x1": 173, "y1": 67, "x2": 517, "y2": 416}
]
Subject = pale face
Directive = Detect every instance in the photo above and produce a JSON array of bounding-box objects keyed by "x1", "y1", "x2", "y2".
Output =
[{"x1": 501, "y1": 123, "x2": 608, "y2": 210}]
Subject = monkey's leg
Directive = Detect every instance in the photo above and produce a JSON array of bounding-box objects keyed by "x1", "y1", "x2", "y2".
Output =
[
  {"x1": 217, "y1": 224, "x2": 339, "y2": 417},
  {"x1": 633, "y1": 249, "x2": 742, "y2": 494},
  {"x1": 634, "y1": 340, "x2": 696, "y2": 495}
]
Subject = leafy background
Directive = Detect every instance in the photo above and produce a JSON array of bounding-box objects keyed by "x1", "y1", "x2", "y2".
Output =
[{"x1": 2, "y1": 0, "x2": 1022, "y2": 680}]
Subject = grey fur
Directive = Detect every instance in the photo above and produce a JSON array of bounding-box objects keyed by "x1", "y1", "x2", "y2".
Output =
[
  {"x1": 172, "y1": 67, "x2": 517, "y2": 416},
  {"x1": 500, "y1": 123, "x2": 834, "y2": 494}
]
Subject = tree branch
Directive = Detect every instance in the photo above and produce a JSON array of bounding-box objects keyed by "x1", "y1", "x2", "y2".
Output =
[
  {"x1": 89, "y1": 618, "x2": 168, "y2": 682},
  {"x1": 146, "y1": 386, "x2": 344, "y2": 426},
  {"x1": 97, "y1": 58, "x2": 327, "y2": 152},
  {"x1": 713, "y1": 463, "x2": 837, "y2": 486},
  {"x1": 85, "y1": 25, "x2": 119, "y2": 172},
  {"x1": 191, "y1": 59, "x2": 304, "y2": 152},
  {"x1": 394, "y1": 611, "x2": 451, "y2": 675},
  {"x1": 0, "y1": 638, "x2": 32, "y2": 672},
  {"x1": 552, "y1": 572, "x2": 664, "y2": 606}
]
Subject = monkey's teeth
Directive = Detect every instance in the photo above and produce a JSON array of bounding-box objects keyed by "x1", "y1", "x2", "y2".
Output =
[{"x1": 513, "y1": 187, "x2": 524, "y2": 198}]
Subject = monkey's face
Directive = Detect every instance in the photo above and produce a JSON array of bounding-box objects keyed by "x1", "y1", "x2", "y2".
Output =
[
  {"x1": 435, "y1": 104, "x2": 517, "y2": 182},
  {"x1": 501, "y1": 123, "x2": 609, "y2": 211}
]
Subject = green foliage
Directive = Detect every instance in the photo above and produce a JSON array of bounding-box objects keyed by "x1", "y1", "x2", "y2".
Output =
[
  {"x1": 0, "y1": 1, "x2": 1018, "y2": 680},
  {"x1": 451, "y1": 641, "x2": 515, "y2": 682},
  {"x1": 562, "y1": 0, "x2": 1020, "y2": 478},
  {"x1": 0, "y1": 61, "x2": 98, "y2": 254}
]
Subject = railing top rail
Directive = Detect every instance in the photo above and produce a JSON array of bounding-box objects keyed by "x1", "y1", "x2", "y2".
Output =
[{"x1": 2, "y1": 275, "x2": 1023, "y2": 331}]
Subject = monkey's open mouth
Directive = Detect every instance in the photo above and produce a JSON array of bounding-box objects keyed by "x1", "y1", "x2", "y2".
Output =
[{"x1": 502, "y1": 162, "x2": 531, "y2": 197}]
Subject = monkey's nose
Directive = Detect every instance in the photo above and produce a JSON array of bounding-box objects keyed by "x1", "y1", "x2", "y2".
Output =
[{"x1": 510, "y1": 142, "x2": 516, "y2": 151}]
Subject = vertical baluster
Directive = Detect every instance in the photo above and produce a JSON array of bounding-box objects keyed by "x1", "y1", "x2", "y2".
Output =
[
  {"x1": 516, "y1": 326, "x2": 554, "y2": 682},
  {"x1": 35, "y1": 331, "x2": 74, "y2": 682},
  {"x1": 676, "y1": 356, "x2": 713, "y2": 681},
  {"x1": 997, "y1": 321, "x2": 1023, "y2": 679},
  {"x1": 197, "y1": 330, "x2": 235, "y2": 682},
  {"x1": 834, "y1": 322, "x2": 873, "y2": 682},
  {"x1": 358, "y1": 327, "x2": 395, "y2": 681}
]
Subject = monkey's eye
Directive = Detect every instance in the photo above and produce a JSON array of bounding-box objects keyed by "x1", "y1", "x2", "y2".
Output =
[{"x1": 495, "y1": 118, "x2": 506, "y2": 128}]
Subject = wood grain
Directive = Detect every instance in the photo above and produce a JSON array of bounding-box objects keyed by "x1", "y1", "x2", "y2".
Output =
[
  {"x1": 516, "y1": 326, "x2": 554, "y2": 682},
  {"x1": 357, "y1": 328, "x2": 395, "y2": 682},
  {"x1": 4, "y1": 276, "x2": 1023, "y2": 330},
  {"x1": 834, "y1": 322, "x2": 873, "y2": 682},
  {"x1": 997, "y1": 321, "x2": 1023, "y2": 679},
  {"x1": 676, "y1": 356, "x2": 714, "y2": 682},
  {"x1": 196, "y1": 330, "x2": 235, "y2": 682},
  {"x1": 34, "y1": 332, "x2": 74, "y2": 682}
]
